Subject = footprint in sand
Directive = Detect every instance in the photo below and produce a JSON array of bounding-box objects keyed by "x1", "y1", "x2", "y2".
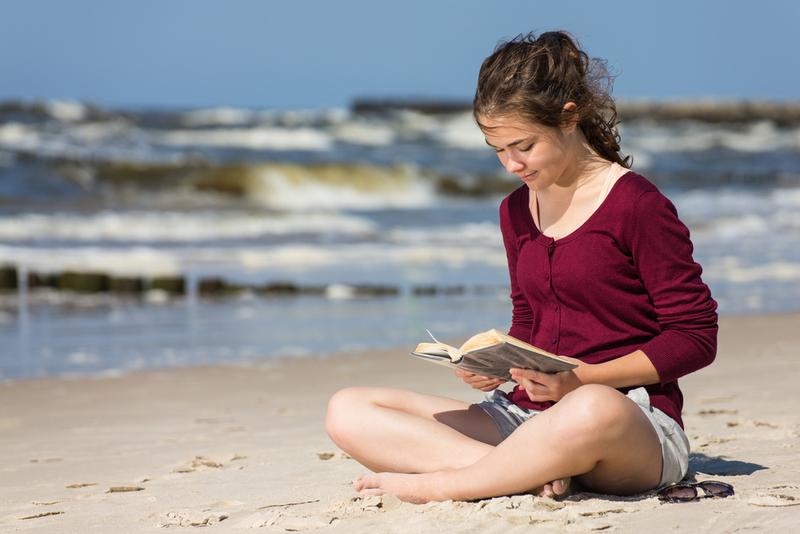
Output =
[
  {"x1": 317, "y1": 451, "x2": 352, "y2": 461},
  {"x1": 747, "y1": 494, "x2": 800, "y2": 507},
  {"x1": 324, "y1": 494, "x2": 403, "y2": 520},
  {"x1": 66, "y1": 482, "x2": 98, "y2": 489},
  {"x1": 107, "y1": 486, "x2": 145, "y2": 493},
  {"x1": 696, "y1": 409, "x2": 738, "y2": 416},
  {"x1": 157, "y1": 510, "x2": 229, "y2": 527},
  {"x1": 173, "y1": 455, "x2": 225, "y2": 473},
  {"x1": 717, "y1": 419, "x2": 780, "y2": 431},
  {"x1": 693, "y1": 436, "x2": 735, "y2": 450},
  {"x1": 235, "y1": 500, "x2": 330, "y2": 530},
  {"x1": 18, "y1": 511, "x2": 65, "y2": 521},
  {"x1": 746, "y1": 485, "x2": 800, "y2": 507}
]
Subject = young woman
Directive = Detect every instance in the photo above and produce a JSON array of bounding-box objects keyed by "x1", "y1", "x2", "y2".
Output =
[{"x1": 325, "y1": 31, "x2": 718, "y2": 504}]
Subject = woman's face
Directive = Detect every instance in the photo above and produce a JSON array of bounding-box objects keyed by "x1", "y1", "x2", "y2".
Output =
[{"x1": 479, "y1": 114, "x2": 575, "y2": 191}]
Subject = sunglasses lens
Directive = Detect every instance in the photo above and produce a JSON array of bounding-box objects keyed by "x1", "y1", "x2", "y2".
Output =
[
  {"x1": 701, "y1": 482, "x2": 734, "y2": 497},
  {"x1": 659, "y1": 485, "x2": 697, "y2": 501}
]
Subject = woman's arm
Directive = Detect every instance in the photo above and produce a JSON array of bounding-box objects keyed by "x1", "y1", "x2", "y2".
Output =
[
  {"x1": 627, "y1": 190, "x2": 719, "y2": 384},
  {"x1": 455, "y1": 194, "x2": 533, "y2": 392},
  {"x1": 499, "y1": 194, "x2": 534, "y2": 341},
  {"x1": 574, "y1": 349, "x2": 659, "y2": 388},
  {"x1": 510, "y1": 350, "x2": 659, "y2": 402}
]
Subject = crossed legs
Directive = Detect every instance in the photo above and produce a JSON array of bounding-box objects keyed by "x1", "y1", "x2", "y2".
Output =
[
  {"x1": 325, "y1": 384, "x2": 663, "y2": 503},
  {"x1": 325, "y1": 386, "x2": 503, "y2": 473}
]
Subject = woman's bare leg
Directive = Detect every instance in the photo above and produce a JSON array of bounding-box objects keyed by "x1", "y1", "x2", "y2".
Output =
[
  {"x1": 353, "y1": 384, "x2": 663, "y2": 503},
  {"x1": 325, "y1": 386, "x2": 503, "y2": 473}
]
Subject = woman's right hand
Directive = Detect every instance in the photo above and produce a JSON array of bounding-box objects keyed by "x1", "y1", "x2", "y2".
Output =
[{"x1": 454, "y1": 369, "x2": 506, "y2": 391}]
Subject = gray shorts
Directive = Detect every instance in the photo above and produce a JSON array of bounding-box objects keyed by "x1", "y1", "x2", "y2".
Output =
[{"x1": 474, "y1": 386, "x2": 690, "y2": 489}]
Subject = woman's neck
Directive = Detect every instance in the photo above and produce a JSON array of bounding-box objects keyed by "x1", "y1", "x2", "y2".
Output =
[{"x1": 539, "y1": 151, "x2": 611, "y2": 203}]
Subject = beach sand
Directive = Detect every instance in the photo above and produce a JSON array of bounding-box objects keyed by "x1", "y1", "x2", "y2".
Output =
[{"x1": 1, "y1": 313, "x2": 799, "y2": 532}]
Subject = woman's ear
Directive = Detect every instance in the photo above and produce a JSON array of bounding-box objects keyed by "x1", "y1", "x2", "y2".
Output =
[{"x1": 561, "y1": 102, "x2": 579, "y2": 133}]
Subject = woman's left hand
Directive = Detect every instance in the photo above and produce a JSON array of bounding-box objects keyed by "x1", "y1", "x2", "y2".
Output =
[{"x1": 509, "y1": 356, "x2": 587, "y2": 402}]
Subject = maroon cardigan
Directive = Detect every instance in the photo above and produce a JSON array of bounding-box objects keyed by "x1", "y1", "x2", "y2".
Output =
[{"x1": 500, "y1": 171, "x2": 718, "y2": 428}]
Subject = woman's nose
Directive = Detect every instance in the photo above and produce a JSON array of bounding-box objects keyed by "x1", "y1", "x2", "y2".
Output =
[{"x1": 503, "y1": 152, "x2": 525, "y2": 174}]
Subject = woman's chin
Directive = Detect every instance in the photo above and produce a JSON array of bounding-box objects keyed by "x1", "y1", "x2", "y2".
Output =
[{"x1": 519, "y1": 171, "x2": 538, "y2": 184}]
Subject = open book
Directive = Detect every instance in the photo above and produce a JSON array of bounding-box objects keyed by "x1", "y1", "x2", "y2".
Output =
[{"x1": 411, "y1": 328, "x2": 577, "y2": 381}]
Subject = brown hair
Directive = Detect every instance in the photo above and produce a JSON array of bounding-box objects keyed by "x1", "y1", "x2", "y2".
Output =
[{"x1": 473, "y1": 30, "x2": 631, "y2": 168}]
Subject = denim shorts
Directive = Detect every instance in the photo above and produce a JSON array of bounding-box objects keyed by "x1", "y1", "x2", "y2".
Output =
[{"x1": 474, "y1": 387, "x2": 690, "y2": 489}]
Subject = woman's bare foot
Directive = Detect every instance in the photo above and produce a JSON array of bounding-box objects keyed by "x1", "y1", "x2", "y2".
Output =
[
  {"x1": 353, "y1": 471, "x2": 572, "y2": 504},
  {"x1": 353, "y1": 472, "x2": 448, "y2": 504},
  {"x1": 537, "y1": 477, "x2": 571, "y2": 499}
]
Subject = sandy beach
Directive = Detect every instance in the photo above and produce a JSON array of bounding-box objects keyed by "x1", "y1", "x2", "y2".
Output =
[{"x1": 1, "y1": 313, "x2": 799, "y2": 532}]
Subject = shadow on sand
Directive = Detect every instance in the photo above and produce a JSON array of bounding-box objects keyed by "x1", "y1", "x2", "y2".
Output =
[
  {"x1": 564, "y1": 452, "x2": 766, "y2": 503},
  {"x1": 686, "y1": 452, "x2": 767, "y2": 478}
]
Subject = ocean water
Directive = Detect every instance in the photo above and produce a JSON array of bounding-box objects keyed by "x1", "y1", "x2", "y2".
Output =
[{"x1": 1, "y1": 100, "x2": 799, "y2": 380}]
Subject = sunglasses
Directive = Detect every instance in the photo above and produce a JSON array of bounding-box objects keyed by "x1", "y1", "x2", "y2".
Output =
[{"x1": 657, "y1": 480, "x2": 734, "y2": 503}]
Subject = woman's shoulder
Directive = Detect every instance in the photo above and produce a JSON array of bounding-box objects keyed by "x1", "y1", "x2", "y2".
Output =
[
  {"x1": 607, "y1": 169, "x2": 681, "y2": 217},
  {"x1": 499, "y1": 183, "x2": 529, "y2": 216},
  {"x1": 499, "y1": 184, "x2": 532, "y2": 237},
  {"x1": 614, "y1": 169, "x2": 662, "y2": 199}
]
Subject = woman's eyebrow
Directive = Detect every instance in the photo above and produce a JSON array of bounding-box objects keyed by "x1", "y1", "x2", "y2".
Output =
[{"x1": 484, "y1": 137, "x2": 529, "y2": 149}]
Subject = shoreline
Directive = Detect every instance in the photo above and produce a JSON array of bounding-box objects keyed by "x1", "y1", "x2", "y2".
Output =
[
  {"x1": 2, "y1": 312, "x2": 799, "y2": 531},
  {"x1": 3, "y1": 309, "x2": 800, "y2": 386}
]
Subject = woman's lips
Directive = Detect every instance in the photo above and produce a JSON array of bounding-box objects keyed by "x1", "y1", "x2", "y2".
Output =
[{"x1": 520, "y1": 171, "x2": 538, "y2": 180}]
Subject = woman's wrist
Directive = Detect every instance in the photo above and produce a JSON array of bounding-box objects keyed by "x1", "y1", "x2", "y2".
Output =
[{"x1": 572, "y1": 350, "x2": 660, "y2": 389}]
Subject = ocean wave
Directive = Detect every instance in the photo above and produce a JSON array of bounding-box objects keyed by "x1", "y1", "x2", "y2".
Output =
[
  {"x1": 0, "y1": 210, "x2": 377, "y2": 242},
  {"x1": 706, "y1": 258, "x2": 800, "y2": 283},
  {"x1": 0, "y1": 120, "x2": 182, "y2": 164},
  {"x1": 674, "y1": 187, "x2": 800, "y2": 238},
  {"x1": 0, "y1": 241, "x2": 508, "y2": 279},
  {"x1": 622, "y1": 120, "x2": 800, "y2": 153},
  {"x1": 75, "y1": 160, "x2": 440, "y2": 210},
  {"x1": 44, "y1": 100, "x2": 89, "y2": 122},
  {"x1": 178, "y1": 107, "x2": 259, "y2": 127},
  {"x1": 0, "y1": 244, "x2": 181, "y2": 276},
  {"x1": 332, "y1": 120, "x2": 396, "y2": 146},
  {"x1": 431, "y1": 112, "x2": 486, "y2": 150},
  {"x1": 246, "y1": 163, "x2": 437, "y2": 210},
  {"x1": 387, "y1": 222, "x2": 501, "y2": 247},
  {"x1": 154, "y1": 126, "x2": 333, "y2": 151}
]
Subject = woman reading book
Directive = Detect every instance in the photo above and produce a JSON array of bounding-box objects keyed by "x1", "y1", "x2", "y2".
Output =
[{"x1": 325, "y1": 30, "x2": 718, "y2": 503}]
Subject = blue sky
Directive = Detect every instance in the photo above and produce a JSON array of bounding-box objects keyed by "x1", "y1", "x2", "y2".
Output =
[{"x1": 2, "y1": 0, "x2": 798, "y2": 110}]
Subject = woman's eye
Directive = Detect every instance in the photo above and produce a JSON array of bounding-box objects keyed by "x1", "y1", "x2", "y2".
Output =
[{"x1": 519, "y1": 144, "x2": 533, "y2": 152}]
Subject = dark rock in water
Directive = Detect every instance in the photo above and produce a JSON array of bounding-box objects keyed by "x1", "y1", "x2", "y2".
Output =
[
  {"x1": 412, "y1": 285, "x2": 437, "y2": 296},
  {"x1": 28, "y1": 272, "x2": 59, "y2": 289},
  {"x1": 58, "y1": 272, "x2": 111, "y2": 293},
  {"x1": 351, "y1": 284, "x2": 400, "y2": 297},
  {"x1": 440, "y1": 285, "x2": 465, "y2": 296},
  {"x1": 150, "y1": 276, "x2": 186, "y2": 295},
  {"x1": 412, "y1": 285, "x2": 465, "y2": 296},
  {"x1": 259, "y1": 281, "x2": 301, "y2": 296},
  {"x1": 0, "y1": 266, "x2": 18, "y2": 291},
  {"x1": 110, "y1": 277, "x2": 145, "y2": 293},
  {"x1": 259, "y1": 282, "x2": 325, "y2": 297},
  {"x1": 198, "y1": 278, "x2": 243, "y2": 296}
]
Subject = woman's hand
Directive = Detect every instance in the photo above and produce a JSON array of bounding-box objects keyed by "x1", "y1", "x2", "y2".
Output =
[
  {"x1": 454, "y1": 369, "x2": 506, "y2": 392},
  {"x1": 509, "y1": 356, "x2": 587, "y2": 402}
]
